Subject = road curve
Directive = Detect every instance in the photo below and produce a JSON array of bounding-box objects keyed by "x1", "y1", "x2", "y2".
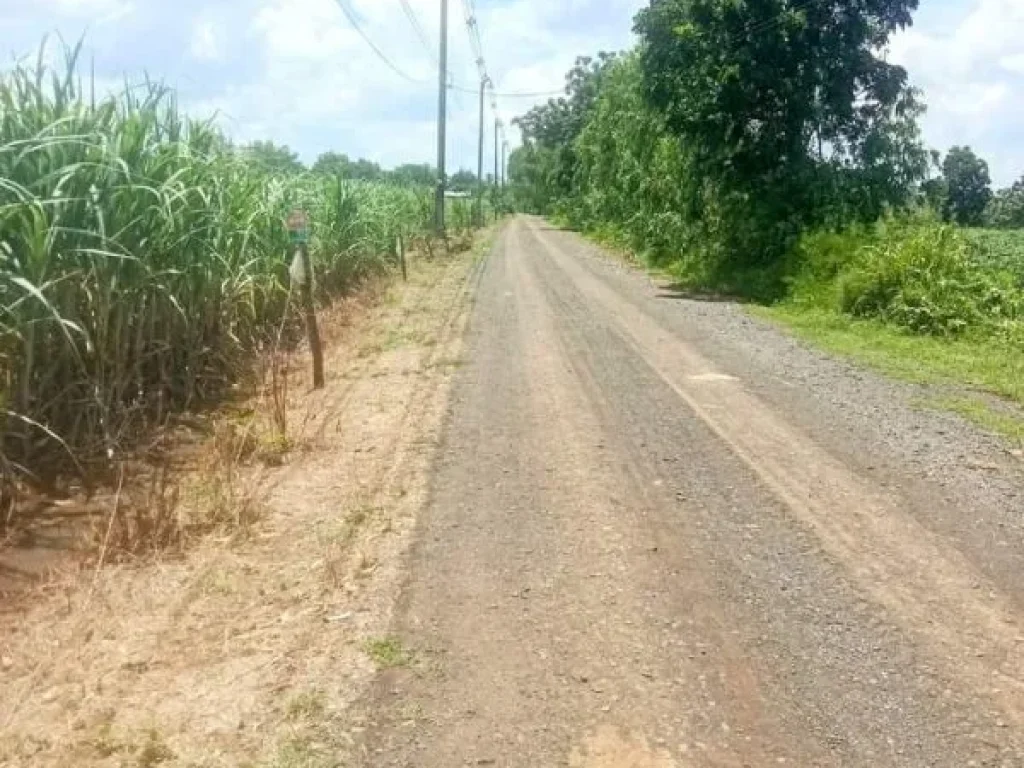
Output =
[{"x1": 352, "y1": 216, "x2": 1024, "y2": 767}]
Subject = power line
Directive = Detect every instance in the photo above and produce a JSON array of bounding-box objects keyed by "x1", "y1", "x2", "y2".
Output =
[
  {"x1": 332, "y1": 0, "x2": 426, "y2": 84},
  {"x1": 331, "y1": 0, "x2": 564, "y2": 99},
  {"x1": 398, "y1": 0, "x2": 438, "y2": 63},
  {"x1": 452, "y1": 84, "x2": 564, "y2": 99}
]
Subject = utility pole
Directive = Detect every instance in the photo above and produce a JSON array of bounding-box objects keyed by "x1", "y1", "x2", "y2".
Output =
[
  {"x1": 494, "y1": 118, "x2": 500, "y2": 219},
  {"x1": 476, "y1": 74, "x2": 487, "y2": 227},
  {"x1": 435, "y1": 0, "x2": 449, "y2": 236},
  {"x1": 501, "y1": 140, "x2": 508, "y2": 189}
]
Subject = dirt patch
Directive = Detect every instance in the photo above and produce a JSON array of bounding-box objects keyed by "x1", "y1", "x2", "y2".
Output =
[
  {"x1": 569, "y1": 726, "x2": 678, "y2": 768},
  {"x1": 0, "y1": 239, "x2": 485, "y2": 767}
]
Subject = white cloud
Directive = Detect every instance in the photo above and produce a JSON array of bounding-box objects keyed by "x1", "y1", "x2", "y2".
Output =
[
  {"x1": 189, "y1": 19, "x2": 223, "y2": 62},
  {"x1": 12, "y1": 0, "x2": 1020, "y2": 189},
  {"x1": 1001, "y1": 53, "x2": 1024, "y2": 75},
  {"x1": 178, "y1": 0, "x2": 641, "y2": 170},
  {"x1": 889, "y1": 0, "x2": 1024, "y2": 185}
]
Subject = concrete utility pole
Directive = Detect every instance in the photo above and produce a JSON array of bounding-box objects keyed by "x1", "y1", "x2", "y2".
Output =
[
  {"x1": 476, "y1": 75, "x2": 487, "y2": 227},
  {"x1": 494, "y1": 118, "x2": 500, "y2": 218},
  {"x1": 435, "y1": 0, "x2": 449, "y2": 236},
  {"x1": 501, "y1": 140, "x2": 508, "y2": 189}
]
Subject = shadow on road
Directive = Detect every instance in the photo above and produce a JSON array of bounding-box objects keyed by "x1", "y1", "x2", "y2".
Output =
[{"x1": 656, "y1": 283, "x2": 750, "y2": 304}]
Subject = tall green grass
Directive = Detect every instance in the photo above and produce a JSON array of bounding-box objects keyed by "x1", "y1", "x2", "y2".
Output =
[
  {"x1": 785, "y1": 220, "x2": 1024, "y2": 341},
  {"x1": 0, "y1": 43, "x2": 435, "y2": 492}
]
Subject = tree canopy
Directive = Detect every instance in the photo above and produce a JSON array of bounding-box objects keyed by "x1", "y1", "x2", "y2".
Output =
[
  {"x1": 508, "y1": 0, "x2": 932, "y2": 280},
  {"x1": 985, "y1": 175, "x2": 1024, "y2": 229},
  {"x1": 941, "y1": 146, "x2": 992, "y2": 226},
  {"x1": 449, "y1": 169, "x2": 478, "y2": 193},
  {"x1": 241, "y1": 141, "x2": 304, "y2": 175},
  {"x1": 634, "y1": 0, "x2": 926, "y2": 260}
]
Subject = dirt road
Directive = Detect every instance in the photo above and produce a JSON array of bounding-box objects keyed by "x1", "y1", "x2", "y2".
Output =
[{"x1": 353, "y1": 217, "x2": 1024, "y2": 767}]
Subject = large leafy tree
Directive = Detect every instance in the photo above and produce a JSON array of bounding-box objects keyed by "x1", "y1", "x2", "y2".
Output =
[
  {"x1": 635, "y1": 0, "x2": 927, "y2": 262},
  {"x1": 390, "y1": 163, "x2": 436, "y2": 187},
  {"x1": 511, "y1": 52, "x2": 619, "y2": 210},
  {"x1": 573, "y1": 55, "x2": 697, "y2": 263},
  {"x1": 241, "y1": 140, "x2": 304, "y2": 175},
  {"x1": 942, "y1": 146, "x2": 992, "y2": 226},
  {"x1": 449, "y1": 169, "x2": 478, "y2": 193},
  {"x1": 312, "y1": 151, "x2": 353, "y2": 177},
  {"x1": 312, "y1": 152, "x2": 383, "y2": 181}
]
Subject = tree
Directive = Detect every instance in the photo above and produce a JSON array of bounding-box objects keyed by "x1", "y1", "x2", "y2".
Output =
[
  {"x1": 985, "y1": 175, "x2": 1024, "y2": 229},
  {"x1": 942, "y1": 147, "x2": 992, "y2": 226},
  {"x1": 390, "y1": 163, "x2": 435, "y2": 187},
  {"x1": 311, "y1": 152, "x2": 382, "y2": 180},
  {"x1": 634, "y1": 0, "x2": 926, "y2": 263},
  {"x1": 448, "y1": 169, "x2": 477, "y2": 193},
  {"x1": 312, "y1": 151, "x2": 353, "y2": 177},
  {"x1": 511, "y1": 52, "x2": 619, "y2": 210},
  {"x1": 572, "y1": 54, "x2": 697, "y2": 264},
  {"x1": 349, "y1": 158, "x2": 383, "y2": 181},
  {"x1": 241, "y1": 140, "x2": 304, "y2": 175}
]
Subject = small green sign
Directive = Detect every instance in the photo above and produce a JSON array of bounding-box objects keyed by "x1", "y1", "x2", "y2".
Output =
[{"x1": 287, "y1": 210, "x2": 310, "y2": 244}]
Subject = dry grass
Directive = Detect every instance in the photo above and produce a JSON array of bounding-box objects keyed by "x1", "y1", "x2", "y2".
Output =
[{"x1": 0, "y1": 234, "x2": 485, "y2": 766}]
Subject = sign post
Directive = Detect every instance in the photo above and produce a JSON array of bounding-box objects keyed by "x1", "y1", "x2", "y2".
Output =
[{"x1": 287, "y1": 210, "x2": 324, "y2": 390}]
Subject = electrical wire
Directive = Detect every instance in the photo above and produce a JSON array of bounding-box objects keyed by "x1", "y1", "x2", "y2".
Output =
[
  {"x1": 331, "y1": 0, "x2": 426, "y2": 84},
  {"x1": 398, "y1": 0, "x2": 438, "y2": 63},
  {"x1": 330, "y1": 0, "x2": 565, "y2": 101}
]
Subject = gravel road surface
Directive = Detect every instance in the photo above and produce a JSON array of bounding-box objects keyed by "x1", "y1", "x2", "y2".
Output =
[{"x1": 353, "y1": 217, "x2": 1024, "y2": 767}]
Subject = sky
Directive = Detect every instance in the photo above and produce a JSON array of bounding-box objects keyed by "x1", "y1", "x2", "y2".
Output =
[{"x1": 1, "y1": 0, "x2": 1022, "y2": 185}]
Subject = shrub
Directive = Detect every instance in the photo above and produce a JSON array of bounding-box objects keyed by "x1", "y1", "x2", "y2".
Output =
[{"x1": 835, "y1": 225, "x2": 1022, "y2": 336}]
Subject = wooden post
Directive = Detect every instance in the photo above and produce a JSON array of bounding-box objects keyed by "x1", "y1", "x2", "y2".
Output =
[
  {"x1": 297, "y1": 242, "x2": 324, "y2": 390},
  {"x1": 398, "y1": 234, "x2": 408, "y2": 282},
  {"x1": 288, "y1": 210, "x2": 325, "y2": 390}
]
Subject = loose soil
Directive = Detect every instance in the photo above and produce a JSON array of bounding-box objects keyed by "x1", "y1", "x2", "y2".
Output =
[{"x1": 0, "y1": 239, "x2": 484, "y2": 767}]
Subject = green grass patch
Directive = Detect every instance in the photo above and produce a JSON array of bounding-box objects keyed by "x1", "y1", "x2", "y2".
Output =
[
  {"x1": 285, "y1": 690, "x2": 327, "y2": 722},
  {"x1": 965, "y1": 228, "x2": 1024, "y2": 276},
  {"x1": 363, "y1": 637, "x2": 410, "y2": 668},
  {"x1": 756, "y1": 305, "x2": 1024, "y2": 407}
]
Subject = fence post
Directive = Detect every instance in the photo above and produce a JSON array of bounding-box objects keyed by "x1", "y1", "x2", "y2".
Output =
[
  {"x1": 398, "y1": 234, "x2": 408, "y2": 282},
  {"x1": 288, "y1": 210, "x2": 325, "y2": 390}
]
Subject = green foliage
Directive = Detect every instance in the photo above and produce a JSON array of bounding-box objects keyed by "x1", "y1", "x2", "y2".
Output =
[
  {"x1": 634, "y1": 0, "x2": 926, "y2": 264},
  {"x1": 964, "y1": 228, "x2": 1024, "y2": 279},
  {"x1": 448, "y1": 169, "x2": 478, "y2": 193},
  {"x1": 390, "y1": 163, "x2": 436, "y2": 188},
  {"x1": 510, "y1": 52, "x2": 619, "y2": 210},
  {"x1": 941, "y1": 146, "x2": 992, "y2": 226},
  {"x1": 758, "y1": 304, "x2": 1024, "y2": 411},
  {"x1": 312, "y1": 153, "x2": 430, "y2": 185},
  {"x1": 787, "y1": 221, "x2": 1024, "y2": 338},
  {"x1": 512, "y1": 1, "x2": 928, "y2": 290},
  {"x1": 572, "y1": 55, "x2": 697, "y2": 264},
  {"x1": 242, "y1": 140, "x2": 305, "y2": 175},
  {"x1": 837, "y1": 225, "x2": 1020, "y2": 335},
  {"x1": 0, "y1": 43, "x2": 432, "y2": 485},
  {"x1": 984, "y1": 176, "x2": 1024, "y2": 229}
]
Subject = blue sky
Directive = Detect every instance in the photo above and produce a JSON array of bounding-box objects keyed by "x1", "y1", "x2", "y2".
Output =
[{"x1": 2, "y1": 0, "x2": 1023, "y2": 185}]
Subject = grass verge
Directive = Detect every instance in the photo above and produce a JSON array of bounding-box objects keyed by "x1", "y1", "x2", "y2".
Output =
[{"x1": 756, "y1": 305, "x2": 1024, "y2": 445}]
